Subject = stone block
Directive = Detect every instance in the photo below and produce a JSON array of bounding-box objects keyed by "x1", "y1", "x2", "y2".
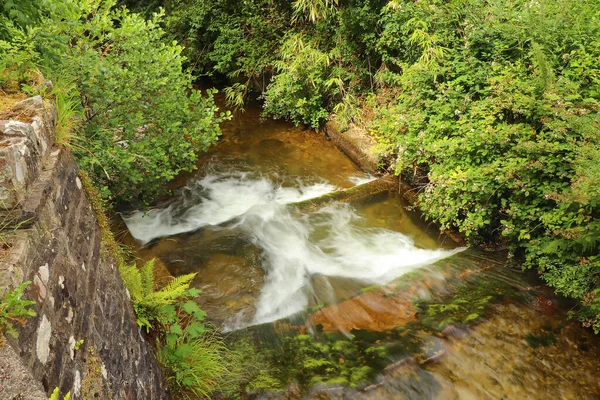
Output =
[{"x1": 0, "y1": 342, "x2": 47, "y2": 400}]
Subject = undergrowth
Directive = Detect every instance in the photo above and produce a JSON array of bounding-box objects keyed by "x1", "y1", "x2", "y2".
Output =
[{"x1": 120, "y1": 259, "x2": 233, "y2": 398}]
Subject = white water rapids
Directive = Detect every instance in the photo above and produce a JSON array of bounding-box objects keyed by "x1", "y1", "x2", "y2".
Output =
[{"x1": 124, "y1": 167, "x2": 463, "y2": 327}]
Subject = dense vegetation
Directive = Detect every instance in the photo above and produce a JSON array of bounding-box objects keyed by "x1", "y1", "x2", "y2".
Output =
[
  {"x1": 119, "y1": 260, "x2": 232, "y2": 397},
  {"x1": 124, "y1": 0, "x2": 600, "y2": 333}
]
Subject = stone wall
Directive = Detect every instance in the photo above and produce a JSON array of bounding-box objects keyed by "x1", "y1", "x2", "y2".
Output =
[{"x1": 0, "y1": 95, "x2": 168, "y2": 399}]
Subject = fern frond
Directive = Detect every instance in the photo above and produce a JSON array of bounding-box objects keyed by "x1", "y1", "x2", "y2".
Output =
[
  {"x1": 119, "y1": 264, "x2": 143, "y2": 301},
  {"x1": 148, "y1": 273, "x2": 197, "y2": 304},
  {"x1": 146, "y1": 287, "x2": 188, "y2": 307},
  {"x1": 141, "y1": 259, "x2": 156, "y2": 297}
]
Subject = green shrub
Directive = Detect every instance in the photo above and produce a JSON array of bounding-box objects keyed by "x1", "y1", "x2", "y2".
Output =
[
  {"x1": 0, "y1": 25, "x2": 40, "y2": 92},
  {"x1": 1, "y1": 0, "x2": 229, "y2": 205},
  {"x1": 369, "y1": 0, "x2": 600, "y2": 330},
  {"x1": 36, "y1": 1, "x2": 228, "y2": 204},
  {"x1": 262, "y1": 33, "x2": 331, "y2": 128}
]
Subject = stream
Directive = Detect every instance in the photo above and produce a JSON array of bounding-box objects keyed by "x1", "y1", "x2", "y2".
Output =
[{"x1": 122, "y1": 101, "x2": 600, "y2": 399}]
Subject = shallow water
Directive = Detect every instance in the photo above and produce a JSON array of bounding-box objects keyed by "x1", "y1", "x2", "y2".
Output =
[{"x1": 123, "y1": 100, "x2": 600, "y2": 398}]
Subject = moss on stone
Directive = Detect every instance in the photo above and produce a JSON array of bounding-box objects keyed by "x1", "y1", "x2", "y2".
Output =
[
  {"x1": 78, "y1": 171, "x2": 127, "y2": 269},
  {"x1": 80, "y1": 346, "x2": 109, "y2": 399}
]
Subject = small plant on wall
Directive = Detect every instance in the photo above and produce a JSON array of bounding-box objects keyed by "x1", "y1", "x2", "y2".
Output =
[
  {"x1": 0, "y1": 281, "x2": 36, "y2": 347},
  {"x1": 48, "y1": 387, "x2": 70, "y2": 400}
]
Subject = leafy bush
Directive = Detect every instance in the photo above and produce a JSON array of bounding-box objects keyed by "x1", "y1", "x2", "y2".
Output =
[
  {"x1": 0, "y1": 0, "x2": 46, "y2": 40},
  {"x1": 2, "y1": 0, "x2": 228, "y2": 205},
  {"x1": 369, "y1": 0, "x2": 600, "y2": 331},
  {"x1": 262, "y1": 33, "x2": 332, "y2": 128},
  {"x1": 42, "y1": 1, "x2": 228, "y2": 204},
  {"x1": 0, "y1": 25, "x2": 40, "y2": 92}
]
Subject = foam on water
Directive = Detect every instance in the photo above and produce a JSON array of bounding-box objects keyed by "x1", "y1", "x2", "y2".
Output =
[
  {"x1": 123, "y1": 169, "x2": 337, "y2": 244},
  {"x1": 125, "y1": 164, "x2": 463, "y2": 329},
  {"x1": 348, "y1": 174, "x2": 376, "y2": 186},
  {"x1": 238, "y1": 203, "x2": 463, "y2": 326}
]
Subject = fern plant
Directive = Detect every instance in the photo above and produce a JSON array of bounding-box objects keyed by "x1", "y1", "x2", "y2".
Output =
[
  {"x1": 120, "y1": 259, "x2": 232, "y2": 398},
  {"x1": 0, "y1": 281, "x2": 36, "y2": 346},
  {"x1": 119, "y1": 259, "x2": 198, "y2": 332}
]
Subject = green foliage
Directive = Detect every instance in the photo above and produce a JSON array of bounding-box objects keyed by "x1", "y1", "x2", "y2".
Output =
[
  {"x1": 1, "y1": 0, "x2": 46, "y2": 40},
  {"x1": 0, "y1": 25, "x2": 40, "y2": 92},
  {"x1": 160, "y1": 332, "x2": 230, "y2": 399},
  {"x1": 150, "y1": 0, "x2": 379, "y2": 127},
  {"x1": 160, "y1": 0, "x2": 290, "y2": 87},
  {"x1": 368, "y1": 0, "x2": 600, "y2": 331},
  {"x1": 262, "y1": 33, "x2": 332, "y2": 127},
  {"x1": 223, "y1": 83, "x2": 247, "y2": 112},
  {"x1": 224, "y1": 338, "x2": 283, "y2": 396},
  {"x1": 48, "y1": 388, "x2": 71, "y2": 400},
  {"x1": 119, "y1": 259, "x2": 198, "y2": 331},
  {"x1": 73, "y1": 339, "x2": 84, "y2": 351},
  {"x1": 120, "y1": 259, "x2": 231, "y2": 398},
  {"x1": 292, "y1": 0, "x2": 339, "y2": 23},
  {"x1": 44, "y1": 1, "x2": 228, "y2": 204},
  {"x1": 0, "y1": 281, "x2": 36, "y2": 344},
  {"x1": 51, "y1": 77, "x2": 82, "y2": 149},
  {"x1": 2, "y1": 0, "x2": 229, "y2": 205}
]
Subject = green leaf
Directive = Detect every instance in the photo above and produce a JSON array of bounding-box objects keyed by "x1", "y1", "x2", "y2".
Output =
[
  {"x1": 181, "y1": 300, "x2": 202, "y2": 316},
  {"x1": 170, "y1": 323, "x2": 183, "y2": 336},
  {"x1": 185, "y1": 322, "x2": 206, "y2": 338},
  {"x1": 464, "y1": 313, "x2": 479, "y2": 322}
]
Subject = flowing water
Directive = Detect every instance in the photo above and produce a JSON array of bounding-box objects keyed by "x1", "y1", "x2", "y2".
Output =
[{"x1": 123, "y1": 101, "x2": 600, "y2": 399}]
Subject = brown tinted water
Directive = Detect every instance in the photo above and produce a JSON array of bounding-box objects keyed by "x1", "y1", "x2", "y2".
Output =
[{"x1": 123, "y1": 100, "x2": 600, "y2": 399}]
